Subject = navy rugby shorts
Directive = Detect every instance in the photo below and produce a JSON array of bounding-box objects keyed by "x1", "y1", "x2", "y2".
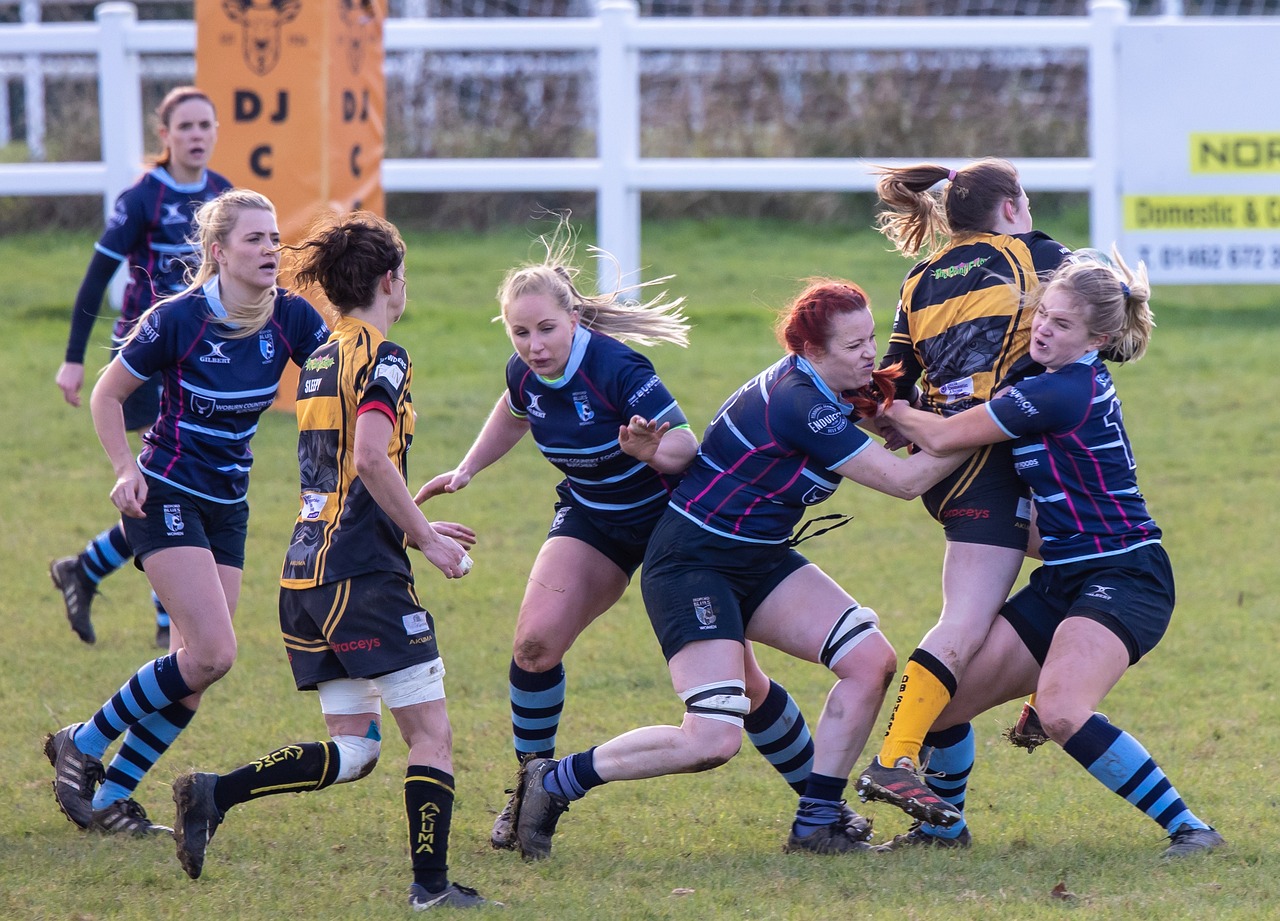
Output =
[
  {"x1": 640, "y1": 512, "x2": 808, "y2": 661},
  {"x1": 1000, "y1": 542, "x2": 1175, "y2": 666},
  {"x1": 124, "y1": 475, "x2": 248, "y2": 570}
]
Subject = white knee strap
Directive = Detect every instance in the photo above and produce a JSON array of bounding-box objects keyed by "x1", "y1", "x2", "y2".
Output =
[
  {"x1": 821, "y1": 604, "x2": 881, "y2": 670},
  {"x1": 681, "y1": 680, "x2": 751, "y2": 728}
]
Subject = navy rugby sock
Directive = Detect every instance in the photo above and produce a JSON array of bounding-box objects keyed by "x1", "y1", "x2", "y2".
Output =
[
  {"x1": 745, "y1": 679, "x2": 815, "y2": 794},
  {"x1": 916, "y1": 722, "x2": 973, "y2": 840},
  {"x1": 94, "y1": 701, "x2": 194, "y2": 809},
  {"x1": 74, "y1": 654, "x2": 194, "y2": 759},
  {"x1": 1063, "y1": 714, "x2": 1209, "y2": 833},
  {"x1": 509, "y1": 660, "x2": 566, "y2": 762},
  {"x1": 792, "y1": 773, "x2": 847, "y2": 836},
  {"x1": 79, "y1": 523, "x2": 131, "y2": 585},
  {"x1": 544, "y1": 748, "x2": 605, "y2": 801}
]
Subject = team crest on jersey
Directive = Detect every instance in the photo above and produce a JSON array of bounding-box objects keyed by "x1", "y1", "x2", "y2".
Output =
[
  {"x1": 200, "y1": 340, "x2": 232, "y2": 364},
  {"x1": 693, "y1": 596, "x2": 716, "y2": 627},
  {"x1": 807, "y1": 403, "x2": 847, "y2": 435},
  {"x1": 190, "y1": 393, "x2": 216, "y2": 417},
  {"x1": 801, "y1": 485, "x2": 834, "y2": 505},
  {"x1": 259, "y1": 330, "x2": 275, "y2": 362},
  {"x1": 573, "y1": 391, "x2": 595, "y2": 424},
  {"x1": 163, "y1": 504, "x2": 185, "y2": 536},
  {"x1": 524, "y1": 393, "x2": 546, "y2": 419}
]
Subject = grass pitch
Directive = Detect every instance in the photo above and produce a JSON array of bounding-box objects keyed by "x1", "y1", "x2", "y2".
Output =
[{"x1": 1, "y1": 216, "x2": 1276, "y2": 920}]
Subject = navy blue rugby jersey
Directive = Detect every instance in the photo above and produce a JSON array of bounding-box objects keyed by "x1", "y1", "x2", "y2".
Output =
[
  {"x1": 505, "y1": 325, "x2": 689, "y2": 528},
  {"x1": 97, "y1": 166, "x2": 234, "y2": 337},
  {"x1": 986, "y1": 353, "x2": 1161, "y2": 565},
  {"x1": 118, "y1": 279, "x2": 328, "y2": 503},
  {"x1": 670, "y1": 355, "x2": 872, "y2": 544}
]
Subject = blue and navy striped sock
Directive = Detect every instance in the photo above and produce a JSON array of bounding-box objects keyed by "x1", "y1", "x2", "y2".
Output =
[
  {"x1": 78, "y1": 523, "x2": 131, "y2": 586},
  {"x1": 73, "y1": 654, "x2": 194, "y2": 759},
  {"x1": 544, "y1": 747, "x2": 604, "y2": 802},
  {"x1": 917, "y1": 722, "x2": 974, "y2": 840},
  {"x1": 744, "y1": 679, "x2": 815, "y2": 795},
  {"x1": 93, "y1": 701, "x2": 195, "y2": 808},
  {"x1": 792, "y1": 772, "x2": 847, "y2": 837},
  {"x1": 1063, "y1": 713, "x2": 1209, "y2": 834},
  {"x1": 510, "y1": 660, "x2": 565, "y2": 762}
]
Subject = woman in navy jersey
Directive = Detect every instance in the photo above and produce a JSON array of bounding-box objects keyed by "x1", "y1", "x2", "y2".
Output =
[
  {"x1": 855, "y1": 158, "x2": 1073, "y2": 834},
  {"x1": 873, "y1": 252, "x2": 1224, "y2": 858},
  {"x1": 52, "y1": 86, "x2": 233, "y2": 649},
  {"x1": 419, "y1": 224, "x2": 859, "y2": 851},
  {"x1": 168, "y1": 212, "x2": 496, "y2": 908},
  {"x1": 43, "y1": 190, "x2": 328, "y2": 838},
  {"x1": 511, "y1": 279, "x2": 971, "y2": 860}
]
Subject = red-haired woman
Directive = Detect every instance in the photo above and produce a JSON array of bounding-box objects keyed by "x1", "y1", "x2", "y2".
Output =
[{"x1": 510, "y1": 279, "x2": 971, "y2": 859}]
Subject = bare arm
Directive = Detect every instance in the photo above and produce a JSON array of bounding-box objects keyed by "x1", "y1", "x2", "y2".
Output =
[
  {"x1": 415, "y1": 391, "x2": 530, "y2": 502},
  {"x1": 355, "y1": 408, "x2": 473, "y2": 580},
  {"x1": 833, "y1": 440, "x2": 972, "y2": 500},
  {"x1": 618, "y1": 417, "x2": 698, "y2": 475},
  {"x1": 881, "y1": 400, "x2": 1010, "y2": 456},
  {"x1": 89, "y1": 359, "x2": 147, "y2": 518}
]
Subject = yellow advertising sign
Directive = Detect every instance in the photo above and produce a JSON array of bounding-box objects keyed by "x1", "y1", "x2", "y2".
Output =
[
  {"x1": 1125, "y1": 195, "x2": 1280, "y2": 230},
  {"x1": 1190, "y1": 134, "x2": 1280, "y2": 174}
]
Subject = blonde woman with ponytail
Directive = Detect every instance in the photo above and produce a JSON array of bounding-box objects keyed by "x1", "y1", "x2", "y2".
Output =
[
  {"x1": 43, "y1": 190, "x2": 328, "y2": 838},
  {"x1": 419, "y1": 218, "x2": 851, "y2": 852},
  {"x1": 872, "y1": 250, "x2": 1224, "y2": 860}
]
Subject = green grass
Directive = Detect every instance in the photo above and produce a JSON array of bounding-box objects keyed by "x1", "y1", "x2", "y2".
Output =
[{"x1": 2, "y1": 216, "x2": 1277, "y2": 920}]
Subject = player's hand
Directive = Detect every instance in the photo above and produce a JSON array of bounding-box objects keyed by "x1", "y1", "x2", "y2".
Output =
[
  {"x1": 415, "y1": 468, "x2": 472, "y2": 504},
  {"x1": 416, "y1": 526, "x2": 473, "y2": 579},
  {"x1": 618, "y1": 415, "x2": 670, "y2": 464},
  {"x1": 56, "y1": 361, "x2": 85, "y2": 407},
  {"x1": 430, "y1": 520, "x2": 477, "y2": 549},
  {"x1": 110, "y1": 468, "x2": 148, "y2": 519}
]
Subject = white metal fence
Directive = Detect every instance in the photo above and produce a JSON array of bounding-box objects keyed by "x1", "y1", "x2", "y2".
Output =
[{"x1": 0, "y1": 0, "x2": 1127, "y2": 290}]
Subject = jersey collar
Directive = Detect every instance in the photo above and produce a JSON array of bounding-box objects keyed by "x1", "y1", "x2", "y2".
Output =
[
  {"x1": 535, "y1": 323, "x2": 591, "y2": 388},
  {"x1": 151, "y1": 165, "x2": 209, "y2": 193},
  {"x1": 793, "y1": 355, "x2": 854, "y2": 413}
]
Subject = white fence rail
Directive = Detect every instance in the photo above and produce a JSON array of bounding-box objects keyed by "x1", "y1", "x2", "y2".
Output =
[{"x1": 0, "y1": 0, "x2": 1126, "y2": 289}]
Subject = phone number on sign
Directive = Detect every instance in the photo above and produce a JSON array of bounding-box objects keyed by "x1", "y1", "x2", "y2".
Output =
[{"x1": 1135, "y1": 244, "x2": 1280, "y2": 272}]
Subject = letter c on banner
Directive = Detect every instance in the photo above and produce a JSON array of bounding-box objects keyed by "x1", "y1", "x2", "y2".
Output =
[{"x1": 250, "y1": 145, "x2": 273, "y2": 179}]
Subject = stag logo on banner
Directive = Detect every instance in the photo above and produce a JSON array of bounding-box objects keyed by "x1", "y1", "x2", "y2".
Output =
[{"x1": 222, "y1": 0, "x2": 303, "y2": 77}]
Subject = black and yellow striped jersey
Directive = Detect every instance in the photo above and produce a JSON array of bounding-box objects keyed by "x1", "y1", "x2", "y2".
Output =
[
  {"x1": 280, "y1": 315, "x2": 415, "y2": 589},
  {"x1": 881, "y1": 230, "x2": 1070, "y2": 416}
]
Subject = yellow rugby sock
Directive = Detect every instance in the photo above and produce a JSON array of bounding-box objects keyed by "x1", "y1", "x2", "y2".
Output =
[{"x1": 877, "y1": 649, "x2": 957, "y2": 768}]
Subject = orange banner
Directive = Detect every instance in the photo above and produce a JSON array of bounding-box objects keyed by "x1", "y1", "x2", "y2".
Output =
[{"x1": 196, "y1": 0, "x2": 386, "y2": 408}]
